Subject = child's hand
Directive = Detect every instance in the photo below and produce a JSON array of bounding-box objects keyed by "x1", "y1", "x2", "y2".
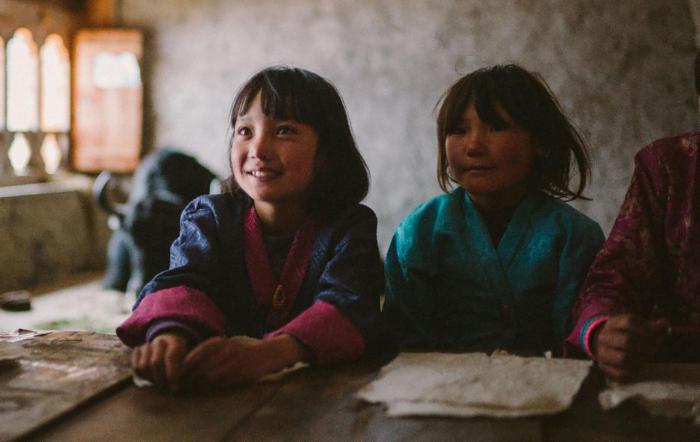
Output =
[
  {"x1": 592, "y1": 314, "x2": 667, "y2": 381},
  {"x1": 182, "y1": 334, "x2": 308, "y2": 387},
  {"x1": 131, "y1": 332, "x2": 189, "y2": 388}
]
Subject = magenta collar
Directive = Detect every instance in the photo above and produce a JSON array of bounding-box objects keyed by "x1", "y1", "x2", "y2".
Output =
[{"x1": 243, "y1": 206, "x2": 320, "y2": 329}]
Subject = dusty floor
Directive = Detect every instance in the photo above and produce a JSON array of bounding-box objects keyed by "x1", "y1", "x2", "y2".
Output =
[{"x1": 0, "y1": 272, "x2": 132, "y2": 334}]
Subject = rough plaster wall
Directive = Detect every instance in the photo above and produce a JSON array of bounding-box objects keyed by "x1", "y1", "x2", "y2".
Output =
[{"x1": 120, "y1": 0, "x2": 697, "y2": 253}]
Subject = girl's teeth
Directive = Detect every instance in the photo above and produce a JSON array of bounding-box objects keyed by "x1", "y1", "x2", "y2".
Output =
[{"x1": 251, "y1": 170, "x2": 276, "y2": 177}]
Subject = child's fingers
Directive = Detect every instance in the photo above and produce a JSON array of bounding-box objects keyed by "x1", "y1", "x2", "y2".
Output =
[
  {"x1": 133, "y1": 344, "x2": 156, "y2": 381},
  {"x1": 200, "y1": 362, "x2": 249, "y2": 387},
  {"x1": 131, "y1": 346, "x2": 142, "y2": 372},
  {"x1": 597, "y1": 330, "x2": 647, "y2": 360},
  {"x1": 598, "y1": 361, "x2": 633, "y2": 382},
  {"x1": 606, "y1": 315, "x2": 654, "y2": 338},
  {"x1": 164, "y1": 343, "x2": 186, "y2": 386},
  {"x1": 149, "y1": 340, "x2": 167, "y2": 387},
  {"x1": 183, "y1": 337, "x2": 224, "y2": 374},
  {"x1": 601, "y1": 316, "x2": 664, "y2": 356},
  {"x1": 131, "y1": 345, "x2": 149, "y2": 380},
  {"x1": 597, "y1": 345, "x2": 631, "y2": 369},
  {"x1": 597, "y1": 330, "x2": 632, "y2": 352}
]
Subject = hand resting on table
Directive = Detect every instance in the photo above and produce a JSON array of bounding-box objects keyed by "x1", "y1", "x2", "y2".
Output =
[{"x1": 131, "y1": 332, "x2": 309, "y2": 389}]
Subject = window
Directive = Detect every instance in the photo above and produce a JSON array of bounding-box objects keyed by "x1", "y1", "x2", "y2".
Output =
[
  {"x1": 72, "y1": 29, "x2": 143, "y2": 173},
  {"x1": 0, "y1": 36, "x2": 4, "y2": 132},
  {"x1": 2, "y1": 28, "x2": 70, "y2": 181},
  {"x1": 40, "y1": 34, "x2": 71, "y2": 174},
  {"x1": 1, "y1": 24, "x2": 144, "y2": 185}
]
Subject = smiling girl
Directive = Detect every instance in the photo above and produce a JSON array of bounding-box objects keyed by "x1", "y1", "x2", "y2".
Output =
[
  {"x1": 117, "y1": 66, "x2": 384, "y2": 389},
  {"x1": 383, "y1": 64, "x2": 604, "y2": 356}
]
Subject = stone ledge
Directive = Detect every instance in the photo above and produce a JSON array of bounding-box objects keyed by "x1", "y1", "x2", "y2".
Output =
[
  {"x1": 0, "y1": 175, "x2": 110, "y2": 293},
  {"x1": 0, "y1": 174, "x2": 94, "y2": 198}
]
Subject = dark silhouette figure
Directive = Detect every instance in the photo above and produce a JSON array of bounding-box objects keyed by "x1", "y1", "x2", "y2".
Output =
[{"x1": 94, "y1": 148, "x2": 217, "y2": 294}]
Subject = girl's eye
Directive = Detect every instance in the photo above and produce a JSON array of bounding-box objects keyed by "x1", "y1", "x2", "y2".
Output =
[
  {"x1": 449, "y1": 126, "x2": 468, "y2": 135},
  {"x1": 489, "y1": 121, "x2": 511, "y2": 132},
  {"x1": 236, "y1": 126, "x2": 252, "y2": 137},
  {"x1": 276, "y1": 125, "x2": 297, "y2": 136}
]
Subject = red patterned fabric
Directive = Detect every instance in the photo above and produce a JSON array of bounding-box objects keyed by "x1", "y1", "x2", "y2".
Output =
[
  {"x1": 567, "y1": 133, "x2": 700, "y2": 358},
  {"x1": 243, "y1": 206, "x2": 320, "y2": 330},
  {"x1": 116, "y1": 286, "x2": 226, "y2": 347},
  {"x1": 265, "y1": 301, "x2": 365, "y2": 364}
]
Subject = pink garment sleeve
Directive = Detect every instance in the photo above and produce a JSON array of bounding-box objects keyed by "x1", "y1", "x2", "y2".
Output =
[
  {"x1": 566, "y1": 147, "x2": 666, "y2": 357},
  {"x1": 264, "y1": 300, "x2": 365, "y2": 365},
  {"x1": 116, "y1": 286, "x2": 226, "y2": 347}
]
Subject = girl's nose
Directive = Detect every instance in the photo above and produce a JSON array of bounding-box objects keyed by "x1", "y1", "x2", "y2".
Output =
[
  {"x1": 465, "y1": 128, "x2": 486, "y2": 155},
  {"x1": 248, "y1": 133, "x2": 273, "y2": 160}
]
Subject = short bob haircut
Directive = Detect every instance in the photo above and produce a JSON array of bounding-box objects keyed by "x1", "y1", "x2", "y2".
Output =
[
  {"x1": 436, "y1": 64, "x2": 591, "y2": 201},
  {"x1": 227, "y1": 66, "x2": 369, "y2": 212}
]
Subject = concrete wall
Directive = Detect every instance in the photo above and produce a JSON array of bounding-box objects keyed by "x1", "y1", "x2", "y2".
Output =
[{"x1": 117, "y1": 0, "x2": 697, "y2": 252}]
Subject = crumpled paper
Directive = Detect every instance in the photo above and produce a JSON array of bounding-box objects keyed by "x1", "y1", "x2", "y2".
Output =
[
  {"x1": 598, "y1": 363, "x2": 700, "y2": 424},
  {"x1": 357, "y1": 352, "x2": 591, "y2": 418}
]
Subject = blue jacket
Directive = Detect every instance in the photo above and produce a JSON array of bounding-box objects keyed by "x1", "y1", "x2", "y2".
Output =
[{"x1": 119, "y1": 193, "x2": 385, "y2": 362}]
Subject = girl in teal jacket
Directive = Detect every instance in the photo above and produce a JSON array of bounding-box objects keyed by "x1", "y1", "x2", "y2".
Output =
[{"x1": 383, "y1": 64, "x2": 604, "y2": 356}]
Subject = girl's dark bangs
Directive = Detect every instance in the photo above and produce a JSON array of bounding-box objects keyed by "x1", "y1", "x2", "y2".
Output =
[
  {"x1": 445, "y1": 74, "x2": 509, "y2": 132},
  {"x1": 232, "y1": 76, "x2": 302, "y2": 122},
  {"x1": 259, "y1": 81, "x2": 300, "y2": 121},
  {"x1": 471, "y1": 77, "x2": 509, "y2": 127},
  {"x1": 444, "y1": 83, "x2": 471, "y2": 132},
  {"x1": 231, "y1": 80, "x2": 260, "y2": 122}
]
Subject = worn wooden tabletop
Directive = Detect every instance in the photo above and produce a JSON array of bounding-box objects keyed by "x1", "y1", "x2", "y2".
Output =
[
  {"x1": 3, "y1": 331, "x2": 700, "y2": 442},
  {"x1": 0, "y1": 330, "x2": 131, "y2": 442}
]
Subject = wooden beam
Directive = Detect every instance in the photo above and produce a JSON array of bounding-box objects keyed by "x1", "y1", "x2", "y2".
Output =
[{"x1": 85, "y1": 0, "x2": 118, "y2": 27}]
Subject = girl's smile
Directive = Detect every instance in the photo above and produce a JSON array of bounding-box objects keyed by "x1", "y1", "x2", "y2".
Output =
[{"x1": 246, "y1": 168, "x2": 282, "y2": 179}]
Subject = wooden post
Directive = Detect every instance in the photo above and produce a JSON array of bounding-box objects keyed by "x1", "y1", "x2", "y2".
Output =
[{"x1": 85, "y1": 0, "x2": 119, "y2": 27}]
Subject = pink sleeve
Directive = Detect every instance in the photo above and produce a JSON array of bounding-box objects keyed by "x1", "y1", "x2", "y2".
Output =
[
  {"x1": 566, "y1": 149, "x2": 665, "y2": 356},
  {"x1": 264, "y1": 301, "x2": 365, "y2": 365},
  {"x1": 116, "y1": 286, "x2": 226, "y2": 347}
]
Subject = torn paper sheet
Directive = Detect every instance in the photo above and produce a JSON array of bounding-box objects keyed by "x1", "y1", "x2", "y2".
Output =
[
  {"x1": 357, "y1": 352, "x2": 591, "y2": 418},
  {"x1": 599, "y1": 363, "x2": 700, "y2": 423},
  {"x1": 0, "y1": 329, "x2": 52, "y2": 343}
]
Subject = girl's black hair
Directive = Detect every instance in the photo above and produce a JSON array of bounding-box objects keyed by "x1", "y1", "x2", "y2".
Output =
[
  {"x1": 227, "y1": 66, "x2": 370, "y2": 211},
  {"x1": 436, "y1": 64, "x2": 591, "y2": 201}
]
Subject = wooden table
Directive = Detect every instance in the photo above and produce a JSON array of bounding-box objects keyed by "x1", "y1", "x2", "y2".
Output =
[{"x1": 3, "y1": 331, "x2": 699, "y2": 442}]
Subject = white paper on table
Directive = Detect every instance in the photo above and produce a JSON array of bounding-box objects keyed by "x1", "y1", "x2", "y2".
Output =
[
  {"x1": 357, "y1": 352, "x2": 592, "y2": 418},
  {"x1": 598, "y1": 363, "x2": 700, "y2": 423}
]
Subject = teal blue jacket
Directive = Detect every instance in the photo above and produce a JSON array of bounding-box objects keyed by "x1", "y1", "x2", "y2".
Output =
[{"x1": 383, "y1": 188, "x2": 604, "y2": 356}]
